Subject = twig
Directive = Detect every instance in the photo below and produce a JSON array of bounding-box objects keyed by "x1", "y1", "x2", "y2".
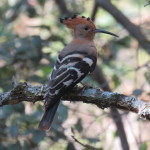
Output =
[
  {"x1": 120, "y1": 60, "x2": 150, "y2": 77},
  {"x1": 91, "y1": 1, "x2": 99, "y2": 21},
  {"x1": 54, "y1": 0, "x2": 73, "y2": 15},
  {"x1": 96, "y1": 0, "x2": 150, "y2": 55},
  {"x1": 144, "y1": 1, "x2": 150, "y2": 7},
  {"x1": 72, "y1": 136, "x2": 102, "y2": 150}
]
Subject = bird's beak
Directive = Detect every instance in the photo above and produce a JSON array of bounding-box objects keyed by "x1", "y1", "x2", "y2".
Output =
[{"x1": 94, "y1": 29, "x2": 119, "y2": 37}]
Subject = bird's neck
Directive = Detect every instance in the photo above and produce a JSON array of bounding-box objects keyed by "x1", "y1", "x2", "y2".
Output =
[{"x1": 72, "y1": 37, "x2": 94, "y2": 45}]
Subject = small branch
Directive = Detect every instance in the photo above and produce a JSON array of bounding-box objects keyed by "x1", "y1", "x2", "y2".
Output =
[
  {"x1": 54, "y1": 0, "x2": 73, "y2": 16},
  {"x1": 0, "y1": 82, "x2": 150, "y2": 121},
  {"x1": 72, "y1": 136, "x2": 102, "y2": 150},
  {"x1": 144, "y1": 1, "x2": 150, "y2": 7},
  {"x1": 96, "y1": 0, "x2": 150, "y2": 55},
  {"x1": 91, "y1": 0, "x2": 99, "y2": 21}
]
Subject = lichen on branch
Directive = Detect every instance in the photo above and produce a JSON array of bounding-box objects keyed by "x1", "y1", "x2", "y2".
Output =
[{"x1": 0, "y1": 82, "x2": 150, "y2": 121}]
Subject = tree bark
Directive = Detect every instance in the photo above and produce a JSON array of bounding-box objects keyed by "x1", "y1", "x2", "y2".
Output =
[{"x1": 0, "y1": 82, "x2": 150, "y2": 122}]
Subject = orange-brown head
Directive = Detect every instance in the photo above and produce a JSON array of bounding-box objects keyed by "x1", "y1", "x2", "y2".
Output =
[{"x1": 60, "y1": 15, "x2": 118, "y2": 40}]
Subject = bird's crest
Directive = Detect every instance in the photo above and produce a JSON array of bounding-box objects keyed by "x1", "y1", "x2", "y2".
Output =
[{"x1": 60, "y1": 15, "x2": 96, "y2": 30}]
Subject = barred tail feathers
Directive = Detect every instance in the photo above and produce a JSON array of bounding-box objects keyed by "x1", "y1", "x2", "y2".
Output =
[{"x1": 38, "y1": 100, "x2": 60, "y2": 130}]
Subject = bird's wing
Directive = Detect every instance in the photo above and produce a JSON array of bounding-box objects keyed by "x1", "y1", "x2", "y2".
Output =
[{"x1": 44, "y1": 52, "x2": 96, "y2": 109}]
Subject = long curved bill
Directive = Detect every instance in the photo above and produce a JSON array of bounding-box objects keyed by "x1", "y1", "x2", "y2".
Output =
[{"x1": 94, "y1": 29, "x2": 119, "y2": 37}]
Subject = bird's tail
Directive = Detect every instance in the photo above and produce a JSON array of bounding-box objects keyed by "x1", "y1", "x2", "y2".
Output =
[{"x1": 38, "y1": 100, "x2": 60, "y2": 130}]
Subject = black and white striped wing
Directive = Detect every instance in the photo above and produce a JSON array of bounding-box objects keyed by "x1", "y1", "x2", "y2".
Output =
[{"x1": 44, "y1": 52, "x2": 96, "y2": 109}]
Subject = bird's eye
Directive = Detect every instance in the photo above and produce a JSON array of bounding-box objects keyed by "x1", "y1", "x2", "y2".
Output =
[{"x1": 84, "y1": 26, "x2": 89, "y2": 30}]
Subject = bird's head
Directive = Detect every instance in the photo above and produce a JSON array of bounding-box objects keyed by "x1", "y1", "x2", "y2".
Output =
[{"x1": 60, "y1": 15, "x2": 118, "y2": 40}]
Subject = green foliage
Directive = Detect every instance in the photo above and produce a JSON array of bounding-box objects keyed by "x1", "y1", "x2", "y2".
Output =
[
  {"x1": 75, "y1": 118, "x2": 83, "y2": 132},
  {"x1": 140, "y1": 142, "x2": 147, "y2": 150},
  {"x1": 0, "y1": 0, "x2": 150, "y2": 149},
  {"x1": 66, "y1": 142, "x2": 76, "y2": 150},
  {"x1": 145, "y1": 71, "x2": 150, "y2": 84},
  {"x1": 112, "y1": 74, "x2": 121, "y2": 88},
  {"x1": 132, "y1": 89, "x2": 143, "y2": 96}
]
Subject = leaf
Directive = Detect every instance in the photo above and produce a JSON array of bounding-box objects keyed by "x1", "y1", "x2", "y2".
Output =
[
  {"x1": 66, "y1": 142, "x2": 76, "y2": 150},
  {"x1": 116, "y1": 36, "x2": 131, "y2": 48},
  {"x1": 144, "y1": 71, "x2": 150, "y2": 84},
  {"x1": 28, "y1": 128, "x2": 46, "y2": 144},
  {"x1": 26, "y1": 5, "x2": 37, "y2": 18},
  {"x1": 132, "y1": 89, "x2": 143, "y2": 96},
  {"x1": 112, "y1": 130, "x2": 118, "y2": 138},
  {"x1": 0, "y1": 104, "x2": 24, "y2": 119},
  {"x1": 140, "y1": 142, "x2": 147, "y2": 150},
  {"x1": 38, "y1": 0, "x2": 46, "y2": 7},
  {"x1": 22, "y1": 141, "x2": 31, "y2": 150},
  {"x1": 0, "y1": 144, "x2": 7, "y2": 150},
  {"x1": 7, "y1": 141, "x2": 22, "y2": 150},
  {"x1": 86, "y1": 137, "x2": 99, "y2": 143},
  {"x1": 75, "y1": 118, "x2": 83, "y2": 132},
  {"x1": 112, "y1": 74, "x2": 120, "y2": 88},
  {"x1": 41, "y1": 66, "x2": 53, "y2": 78},
  {"x1": 17, "y1": 112, "x2": 41, "y2": 125},
  {"x1": 8, "y1": 125, "x2": 19, "y2": 138}
]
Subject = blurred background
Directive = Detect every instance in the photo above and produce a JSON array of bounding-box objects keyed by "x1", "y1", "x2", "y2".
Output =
[{"x1": 0, "y1": 0, "x2": 150, "y2": 150}]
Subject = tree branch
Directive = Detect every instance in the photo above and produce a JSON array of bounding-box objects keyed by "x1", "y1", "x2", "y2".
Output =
[
  {"x1": 0, "y1": 82, "x2": 150, "y2": 121},
  {"x1": 96, "y1": 0, "x2": 150, "y2": 55},
  {"x1": 54, "y1": 0, "x2": 73, "y2": 16},
  {"x1": 144, "y1": 1, "x2": 150, "y2": 7}
]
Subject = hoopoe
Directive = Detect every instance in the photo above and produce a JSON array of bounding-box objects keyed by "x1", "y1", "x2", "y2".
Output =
[{"x1": 38, "y1": 15, "x2": 118, "y2": 130}]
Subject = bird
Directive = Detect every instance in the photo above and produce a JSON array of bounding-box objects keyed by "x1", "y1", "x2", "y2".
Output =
[{"x1": 38, "y1": 15, "x2": 118, "y2": 130}]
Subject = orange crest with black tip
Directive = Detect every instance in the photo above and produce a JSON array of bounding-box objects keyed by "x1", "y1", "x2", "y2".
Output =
[{"x1": 60, "y1": 15, "x2": 96, "y2": 30}]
